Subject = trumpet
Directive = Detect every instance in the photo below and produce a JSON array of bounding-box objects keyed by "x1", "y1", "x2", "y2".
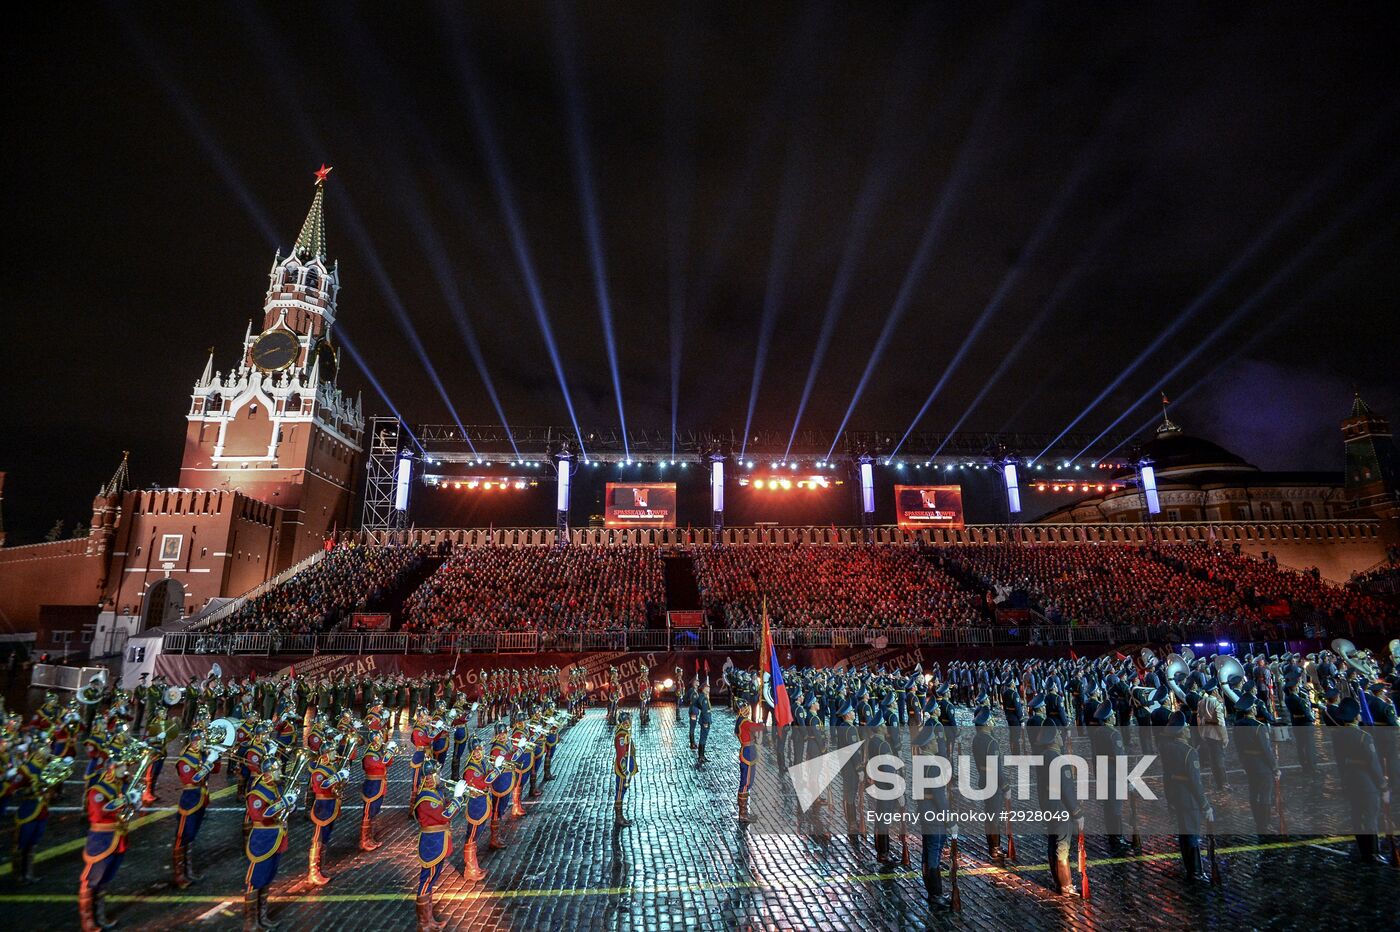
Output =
[{"x1": 119, "y1": 742, "x2": 159, "y2": 827}]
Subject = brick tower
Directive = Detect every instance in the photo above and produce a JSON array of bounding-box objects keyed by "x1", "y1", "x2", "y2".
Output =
[{"x1": 178, "y1": 166, "x2": 364, "y2": 567}]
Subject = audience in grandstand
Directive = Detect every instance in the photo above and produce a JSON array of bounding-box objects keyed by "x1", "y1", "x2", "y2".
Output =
[
  {"x1": 206, "y1": 543, "x2": 426, "y2": 634},
  {"x1": 690, "y1": 544, "x2": 982, "y2": 629},
  {"x1": 204, "y1": 538, "x2": 1397, "y2": 638},
  {"x1": 403, "y1": 545, "x2": 663, "y2": 632}
]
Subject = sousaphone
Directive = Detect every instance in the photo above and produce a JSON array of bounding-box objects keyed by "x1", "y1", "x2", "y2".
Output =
[
  {"x1": 1331, "y1": 638, "x2": 1378, "y2": 679},
  {"x1": 1213, "y1": 656, "x2": 1246, "y2": 703},
  {"x1": 76, "y1": 670, "x2": 108, "y2": 705}
]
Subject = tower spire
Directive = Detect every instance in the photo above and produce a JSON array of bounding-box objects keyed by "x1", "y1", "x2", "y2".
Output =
[
  {"x1": 293, "y1": 164, "x2": 332, "y2": 261},
  {"x1": 1156, "y1": 391, "x2": 1182, "y2": 436},
  {"x1": 102, "y1": 451, "x2": 130, "y2": 499}
]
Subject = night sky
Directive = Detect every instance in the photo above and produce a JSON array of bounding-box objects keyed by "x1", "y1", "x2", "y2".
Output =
[{"x1": 3, "y1": 2, "x2": 1399, "y2": 543}]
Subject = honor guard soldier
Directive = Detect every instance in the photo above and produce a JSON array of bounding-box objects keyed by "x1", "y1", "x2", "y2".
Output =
[
  {"x1": 1333, "y1": 696, "x2": 1392, "y2": 864},
  {"x1": 12, "y1": 743, "x2": 60, "y2": 884},
  {"x1": 971, "y1": 704, "x2": 1007, "y2": 860},
  {"x1": 1160, "y1": 709, "x2": 1213, "y2": 882},
  {"x1": 79, "y1": 748, "x2": 134, "y2": 932},
  {"x1": 1001, "y1": 677, "x2": 1025, "y2": 756},
  {"x1": 1233, "y1": 696, "x2": 1280, "y2": 834},
  {"x1": 413, "y1": 760, "x2": 463, "y2": 932},
  {"x1": 307, "y1": 746, "x2": 350, "y2": 885},
  {"x1": 360, "y1": 731, "x2": 396, "y2": 852},
  {"x1": 687, "y1": 676, "x2": 701, "y2": 749},
  {"x1": 244, "y1": 755, "x2": 296, "y2": 931},
  {"x1": 172, "y1": 727, "x2": 217, "y2": 887},
  {"x1": 613, "y1": 712, "x2": 638, "y2": 827},
  {"x1": 695, "y1": 679, "x2": 713, "y2": 768},
  {"x1": 736, "y1": 699, "x2": 760, "y2": 824},
  {"x1": 674, "y1": 666, "x2": 687, "y2": 722},
  {"x1": 409, "y1": 708, "x2": 433, "y2": 800},
  {"x1": 1032, "y1": 723, "x2": 1082, "y2": 896},
  {"x1": 459, "y1": 739, "x2": 494, "y2": 880},
  {"x1": 1284, "y1": 676, "x2": 1319, "y2": 776},
  {"x1": 913, "y1": 701, "x2": 951, "y2": 909},
  {"x1": 1087, "y1": 697, "x2": 1130, "y2": 853}
]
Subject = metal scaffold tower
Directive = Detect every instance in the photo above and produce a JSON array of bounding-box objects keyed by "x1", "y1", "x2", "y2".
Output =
[{"x1": 361, "y1": 416, "x2": 407, "y2": 532}]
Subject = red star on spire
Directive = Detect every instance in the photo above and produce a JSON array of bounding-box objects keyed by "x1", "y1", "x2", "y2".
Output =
[{"x1": 314, "y1": 163, "x2": 333, "y2": 185}]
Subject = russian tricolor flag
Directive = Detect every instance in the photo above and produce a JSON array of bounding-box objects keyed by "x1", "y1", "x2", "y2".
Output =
[{"x1": 759, "y1": 598, "x2": 793, "y2": 728}]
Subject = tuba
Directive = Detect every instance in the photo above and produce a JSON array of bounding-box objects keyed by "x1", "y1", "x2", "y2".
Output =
[
  {"x1": 1331, "y1": 638, "x2": 1378, "y2": 680},
  {"x1": 38, "y1": 756, "x2": 75, "y2": 793},
  {"x1": 1213, "y1": 656, "x2": 1246, "y2": 704},
  {"x1": 77, "y1": 670, "x2": 108, "y2": 706},
  {"x1": 1164, "y1": 654, "x2": 1190, "y2": 702}
]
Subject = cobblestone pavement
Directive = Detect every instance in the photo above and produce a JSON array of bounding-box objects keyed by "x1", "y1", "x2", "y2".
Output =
[{"x1": 2, "y1": 706, "x2": 1395, "y2": 930}]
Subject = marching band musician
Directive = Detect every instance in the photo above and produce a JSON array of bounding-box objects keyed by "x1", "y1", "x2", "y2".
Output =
[
  {"x1": 232, "y1": 712, "x2": 258, "y2": 798},
  {"x1": 542, "y1": 706, "x2": 560, "y2": 783},
  {"x1": 413, "y1": 760, "x2": 462, "y2": 932},
  {"x1": 359, "y1": 731, "x2": 395, "y2": 852},
  {"x1": 613, "y1": 711, "x2": 637, "y2": 827},
  {"x1": 272, "y1": 704, "x2": 298, "y2": 759},
  {"x1": 410, "y1": 708, "x2": 433, "y2": 800},
  {"x1": 486, "y1": 721, "x2": 516, "y2": 850},
  {"x1": 307, "y1": 745, "x2": 351, "y2": 885},
  {"x1": 431, "y1": 701, "x2": 451, "y2": 767},
  {"x1": 50, "y1": 702, "x2": 81, "y2": 769},
  {"x1": 508, "y1": 714, "x2": 533, "y2": 817},
  {"x1": 82, "y1": 717, "x2": 113, "y2": 793},
  {"x1": 79, "y1": 748, "x2": 134, "y2": 932},
  {"x1": 244, "y1": 755, "x2": 297, "y2": 931},
  {"x1": 11, "y1": 742, "x2": 60, "y2": 884},
  {"x1": 458, "y1": 738, "x2": 493, "y2": 881},
  {"x1": 172, "y1": 723, "x2": 217, "y2": 888},
  {"x1": 141, "y1": 705, "x2": 176, "y2": 805},
  {"x1": 365, "y1": 699, "x2": 390, "y2": 748},
  {"x1": 605, "y1": 666, "x2": 621, "y2": 725},
  {"x1": 638, "y1": 663, "x2": 651, "y2": 726},
  {"x1": 526, "y1": 712, "x2": 547, "y2": 799}
]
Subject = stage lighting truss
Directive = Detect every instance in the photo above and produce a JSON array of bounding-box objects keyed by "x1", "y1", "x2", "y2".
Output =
[
  {"x1": 738, "y1": 475, "x2": 841, "y2": 491},
  {"x1": 423, "y1": 474, "x2": 540, "y2": 492}
]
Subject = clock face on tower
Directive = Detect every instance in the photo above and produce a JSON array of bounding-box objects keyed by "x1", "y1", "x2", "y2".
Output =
[{"x1": 250, "y1": 329, "x2": 300, "y2": 372}]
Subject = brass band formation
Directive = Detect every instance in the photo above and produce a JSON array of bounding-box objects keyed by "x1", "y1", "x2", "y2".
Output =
[
  {"x1": 3, "y1": 639, "x2": 1397, "y2": 930},
  {"x1": 3, "y1": 665, "x2": 590, "y2": 931}
]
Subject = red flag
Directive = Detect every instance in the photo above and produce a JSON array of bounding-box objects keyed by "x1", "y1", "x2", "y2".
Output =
[{"x1": 1069, "y1": 650, "x2": 1079, "y2": 661}]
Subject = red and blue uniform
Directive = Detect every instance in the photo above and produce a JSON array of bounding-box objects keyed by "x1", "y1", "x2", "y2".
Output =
[
  {"x1": 410, "y1": 727, "x2": 432, "y2": 798},
  {"x1": 13, "y1": 760, "x2": 51, "y2": 856},
  {"x1": 413, "y1": 783, "x2": 456, "y2": 896},
  {"x1": 174, "y1": 748, "x2": 215, "y2": 845},
  {"x1": 244, "y1": 775, "x2": 289, "y2": 891},
  {"x1": 614, "y1": 730, "x2": 637, "y2": 804},
  {"x1": 737, "y1": 719, "x2": 759, "y2": 797},
  {"x1": 450, "y1": 709, "x2": 470, "y2": 777},
  {"x1": 309, "y1": 761, "x2": 344, "y2": 862},
  {"x1": 80, "y1": 777, "x2": 127, "y2": 890},
  {"x1": 361, "y1": 747, "x2": 390, "y2": 821}
]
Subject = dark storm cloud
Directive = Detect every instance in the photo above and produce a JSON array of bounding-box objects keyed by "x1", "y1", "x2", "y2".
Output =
[{"x1": 2, "y1": 1, "x2": 1398, "y2": 542}]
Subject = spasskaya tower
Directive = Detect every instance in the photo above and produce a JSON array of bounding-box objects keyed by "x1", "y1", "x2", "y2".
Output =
[{"x1": 178, "y1": 166, "x2": 364, "y2": 566}]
